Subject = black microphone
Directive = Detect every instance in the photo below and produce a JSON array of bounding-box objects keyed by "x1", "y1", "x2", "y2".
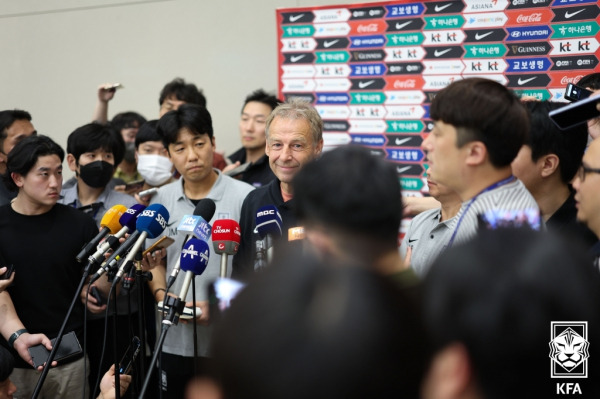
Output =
[{"x1": 254, "y1": 205, "x2": 283, "y2": 268}]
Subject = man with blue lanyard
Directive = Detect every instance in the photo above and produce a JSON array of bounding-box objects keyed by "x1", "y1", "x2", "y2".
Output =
[{"x1": 421, "y1": 77, "x2": 539, "y2": 247}]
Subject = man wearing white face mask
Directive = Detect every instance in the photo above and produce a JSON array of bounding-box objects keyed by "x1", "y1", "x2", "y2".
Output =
[{"x1": 133, "y1": 120, "x2": 176, "y2": 205}]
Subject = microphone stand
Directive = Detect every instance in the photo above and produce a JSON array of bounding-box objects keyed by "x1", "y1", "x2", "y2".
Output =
[
  {"x1": 134, "y1": 252, "x2": 152, "y2": 397},
  {"x1": 138, "y1": 295, "x2": 186, "y2": 398},
  {"x1": 31, "y1": 261, "x2": 95, "y2": 398}
]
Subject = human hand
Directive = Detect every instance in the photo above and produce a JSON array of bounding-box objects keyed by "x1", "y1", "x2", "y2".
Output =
[
  {"x1": 98, "y1": 364, "x2": 132, "y2": 399},
  {"x1": 0, "y1": 267, "x2": 15, "y2": 293},
  {"x1": 13, "y1": 332, "x2": 58, "y2": 370}
]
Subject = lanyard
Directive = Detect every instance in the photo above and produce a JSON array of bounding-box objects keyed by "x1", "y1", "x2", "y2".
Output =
[{"x1": 447, "y1": 175, "x2": 515, "y2": 248}]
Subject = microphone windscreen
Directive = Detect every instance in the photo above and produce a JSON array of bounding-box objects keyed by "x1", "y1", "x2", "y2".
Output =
[
  {"x1": 136, "y1": 203, "x2": 170, "y2": 238},
  {"x1": 255, "y1": 205, "x2": 283, "y2": 238},
  {"x1": 180, "y1": 238, "x2": 210, "y2": 275},
  {"x1": 212, "y1": 219, "x2": 241, "y2": 255},
  {"x1": 177, "y1": 215, "x2": 212, "y2": 241},
  {"x1": 100, "y1": 204, "x2": 127, "y2": 233},
  {"x1": 193, "y1": 198, "x2": 216, "y2": 221},
  {"x1": 119, "y1": 204, "x2": 146, "y2": 231}
]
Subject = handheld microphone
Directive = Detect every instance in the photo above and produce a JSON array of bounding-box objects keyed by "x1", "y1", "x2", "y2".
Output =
[
  {"x1": 76, "y1": 204, "x2": 126, "y2": 263},
  {"x1": 212, "y1": 219, "x2": 241, "y2": 277},
  {"x1": 167, "y1": 198, "x2": 215, "y2": 289},
  {"x1": 114, "y1": 204, "x2": 170, "y2": 283},
  {"x1": 177, "y1": 238, "x2": 210, "y2": 304},
  {"x1": 86, "y1": 204, "x2": 146, "y2": 267},
  {"x1": 254, "y1": 205, "x2": 282, "y2": 265}
]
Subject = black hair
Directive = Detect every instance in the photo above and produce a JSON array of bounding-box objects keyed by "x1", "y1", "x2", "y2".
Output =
[
  {"x1": 430, "y1": 77, "x2": 529, "y2": 168},
  {"x1": 156, "y1": 104, "x2": 213, "y2": 148},
  {"x1": 293, "y1": 145, "x2": 401, "y2": 252},
  {"x1": 3, "y1": 134, "x2": 65, "y2": 191},
  {"x1": 66, "y1": 122, "x2": 125, "y2": 166},
  {"x1": 241, "y1": 89, "x2": 281, "y2": 113},
  {"x1": 578, "y1": 73, "x2": 600, "y2": 90},
  {"x1": 211, "y1": 255, "x2": 429, "y2": 399},
  {"x1": 424, "y1": 228, "x2": 600, "y2": 398},
  {"x1": 0, "y1": 109, "x2": 33, "y2": 142},
  {"x1": 110, "y1": 111, "x2": 147, "y2": 132},
  {"x1": 159, "y1": 78, "x2": 206, "y2": 108},
  {"x1": 134, "y1": 120, "x2": 162, "y2": 149},
  {"x1": 525, "y1": 101, "x2": 588, "y2": 184}
]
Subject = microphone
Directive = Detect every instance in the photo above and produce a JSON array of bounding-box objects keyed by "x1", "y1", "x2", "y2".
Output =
[
  {"x1": 167, "y1": 199, "x2": 215, "y2": 289},
  {"x1": 113, "y1": 204, "x2": 170, "y2": 283},
  {"x1": 212, "y1": 219, "x2": 241, "y2": 278},
  {"x1": 76, "y1": 204, "x2": 127, "y2": 263},
  {"x1": 86, "y1": 204, "x2": 146, "y2": 267},
  {"x1": 177, "y1": 238, "x2": 210, "y2": 304},
  {"x1": 254, "y1": 205, "x2": 282, "y2": 267}
]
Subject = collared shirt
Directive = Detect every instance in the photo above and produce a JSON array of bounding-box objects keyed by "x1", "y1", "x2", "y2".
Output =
[
  {"x1": 59, "y1": 182, "x2": 137, "y2": 227},
  {"x1": 401, "y1": 208, "x2": 458, "y2": 277},
  {"x1": 149, "y1": 169, "x2": 254, "y2": 357}
]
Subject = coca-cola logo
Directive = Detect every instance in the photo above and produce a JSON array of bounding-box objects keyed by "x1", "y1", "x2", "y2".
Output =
[
  {"x1": 516, "y1": 13, "x2": 542, "y2": 23},
  {"x1": 357, "y1": 23, "x2": 378, "y2": 33},
  {"x1": 394, "y1": 80, "x2": 416, "y2": 89},
  {"x1": 560, "y1": 75, "x2": 583, "y2": 84}
]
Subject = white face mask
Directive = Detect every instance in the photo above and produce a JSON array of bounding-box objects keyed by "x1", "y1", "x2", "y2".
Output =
[{"x1": 137, "y1": 154, "x2": 173, "y2": 186}]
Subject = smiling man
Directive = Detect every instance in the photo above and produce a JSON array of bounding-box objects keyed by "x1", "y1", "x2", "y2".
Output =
[
  {"x1": 232, "y1": 98, "x2": 323, "y2": 279},
  {"x1": 421, "y1": 78, "x2": 538, "y2": 246}
]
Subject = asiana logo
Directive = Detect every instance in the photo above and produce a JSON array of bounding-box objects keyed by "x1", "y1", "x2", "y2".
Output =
[{"x1": 549, "y1": 321, "x2": 589, "y2": 378}]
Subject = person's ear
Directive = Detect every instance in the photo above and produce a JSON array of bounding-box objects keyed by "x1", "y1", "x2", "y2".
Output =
[
  {"x1": 540, "y1": 154, "x2": 559, "y2": 178},
  {"x1": 465, "y1": 141, "x2": 487, "y2": 167},
  {"x1": 66, "y1": 153, "x2": 78, "y2": 172}
]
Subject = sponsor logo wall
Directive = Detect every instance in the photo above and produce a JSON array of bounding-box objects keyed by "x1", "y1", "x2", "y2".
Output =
[{"x1": 277, "y1": 0, "x2": 600, "y2": 197}]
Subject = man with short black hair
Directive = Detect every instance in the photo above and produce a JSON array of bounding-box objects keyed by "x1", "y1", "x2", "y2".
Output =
[
  {"x1": 0, "y1": 110, "x2": 37, "y2": 205},
  {"x1": 0, "y1": 135, "x2": 99, "y2": 399},
  {"x1": 422, "y1": 78, "x2": 538, "y2": 246}
]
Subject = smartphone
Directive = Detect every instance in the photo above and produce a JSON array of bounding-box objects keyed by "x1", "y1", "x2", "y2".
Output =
[
  {"x1": 0, "y1": 264, "x2": 14, "y2": 280},
  {"x1": 224, "y1": 162, "x2": 251, "y2": 177},
  {"x1": 549, "y1": 94, "x2": 600, "y2": 130},
  {"x1": 565, "y1": 83, "x2": 593, "y2": 102},
  {"x1": 477, "y1": 208, "x2": 541, "y2": 231},
  {"x1": 138, "y1": 187, "x2": 159, "y2": 198},
  {"x1": 124, "y1": 179, "x2": 145, "y2": 191},
  {"x1": 142, "y1": 236, "x2": 175, "y2": 257},
  {"x1": 118, "y1": 336, "x2": 141, "y2": 375},
  {"x1": 28, "y1": 331, "x2": 82, "y2": 368},
  {"x1": 208, "y1": 277, "x2": 246, "y2": 323},
  {"x1": 90, "y1": 286, "x2": 106, "y2": 306},
  {"x1": 103, "y1": 83, "x2": 123, "y2": 91}
]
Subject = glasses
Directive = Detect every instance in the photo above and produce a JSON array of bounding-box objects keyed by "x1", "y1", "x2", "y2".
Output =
[{"x1": 577, "y1": 164, "x2": 600, "y2": 182}]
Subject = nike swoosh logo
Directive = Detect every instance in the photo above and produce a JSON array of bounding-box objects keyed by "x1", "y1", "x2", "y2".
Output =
[
  {"x1": 324, "y1": 40, "x2": 339, "y2": 48},
  {"x1": 397, "y1": 166, "x2": 412, "y2": 173},
  {"x1": 435, "y1": 3, "x2": 452, "y2": 12},
  {"x1": 395, "y1": 137, "x2": 412, "y2": 146},
  {"x1": 517, "y1": 77, "x2": 537, "y2": 85},
  {"x1": 475, "y1": 31, "x2": 493, "y2": 40},
  {"x1": 408, "y1": 238, "x2": 418, "y2": 243},
  {"x1": 565, "y1": 9, "x2": 585, "y2": 19},
  {"x1": 358, "y1": 80, "x2": 375, "y2": 89},
  {"x1": 434, "y1": 48, "x2": 452, "y2": 57},
  {"x1": 289, "y1": 14, "x2": 304, "y2": 22},
  {"x1": 290, "y1": 55, "x2": 305, "y2": 62},
  {"x1": 395, "y1": 21, "x2": 412, "y2": 30}
]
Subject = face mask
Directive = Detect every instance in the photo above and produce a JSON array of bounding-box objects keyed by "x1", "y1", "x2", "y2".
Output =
[
  {"x1": 79, "y1": 160, "x2": 114, "y2": 188},
  {"x1": 136, "y1": 154, "x2": 173, "y2": 186},
  {"x1": 123, "y1": 142, "x2": 136, "y2": 164}
]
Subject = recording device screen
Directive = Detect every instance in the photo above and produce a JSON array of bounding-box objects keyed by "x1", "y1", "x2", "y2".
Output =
[
  {"x1": 119, "y1": 336, "x2": 141, "y2": 375},
  {"x1": 208, "y1": 277, "x2": 246, "y2": 323},
  {"x1": 565, "y1": 83, "x2": 592, "y2": 102},
  {"x1": 549, "y1": 88, "x2": 600, "y2": 130},
  {"x1": 477, "y1": 208, "x2": 541, "y2": 231}
]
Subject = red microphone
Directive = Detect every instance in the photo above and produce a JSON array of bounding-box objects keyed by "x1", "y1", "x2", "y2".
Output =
[{"x1": 212, "y1": 219, "x2": 241, "y2": 277}]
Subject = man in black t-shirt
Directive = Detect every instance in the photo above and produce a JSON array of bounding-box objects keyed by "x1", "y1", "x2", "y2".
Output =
[{"x1": 0, "y1": 135, "x2": 106, "y2": 399}]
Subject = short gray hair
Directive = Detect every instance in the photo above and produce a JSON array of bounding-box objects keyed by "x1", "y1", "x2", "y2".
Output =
[{"x1": 265, "y1": 97, "x2": 323, "y2": 146}]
